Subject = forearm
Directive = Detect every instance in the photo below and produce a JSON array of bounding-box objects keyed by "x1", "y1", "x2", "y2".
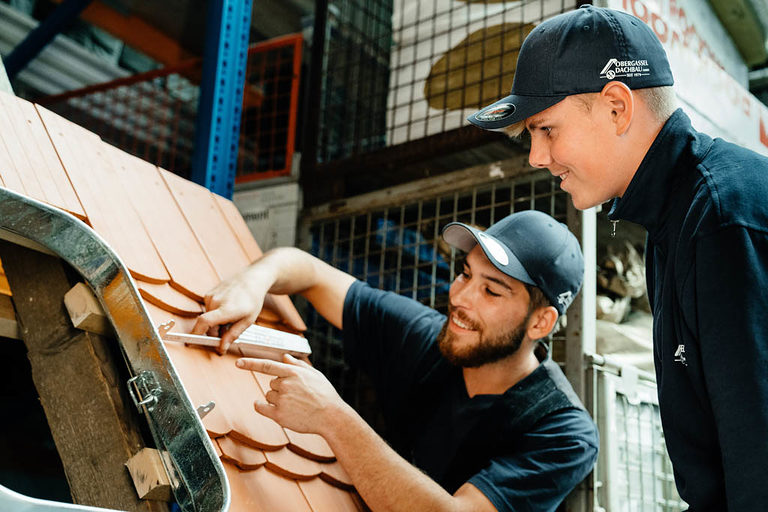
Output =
[
  {"x1": 247, "y1": 247, "x2": 324, "y2": 295},
  {"x1": 322, "y1": 404, "x2": 462, "y2": 512},
  {"x1": 241, "y1": 356, "x2": 495, "y2": 511},
  {"x1": 247, "y1": 247, "x2": 354, "y2": 328}
]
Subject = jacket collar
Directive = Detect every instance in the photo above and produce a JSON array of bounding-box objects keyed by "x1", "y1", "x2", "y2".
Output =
[{"x1": 608, "y1": 109, "x2": 696, "y2": 235}]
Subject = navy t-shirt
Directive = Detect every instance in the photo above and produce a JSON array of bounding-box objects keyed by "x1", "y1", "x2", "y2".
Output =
[{"x1": 343, "y1": 281, "x2": 598, "y2": 511}]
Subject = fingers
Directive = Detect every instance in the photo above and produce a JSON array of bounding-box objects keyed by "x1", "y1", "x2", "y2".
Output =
[
  {"x1": 192, "y1": 309, "x2": 233, "y2": 336},
  {"x1": 283, "y1": 353, "x2": 311, "y2": 368},
  {"x1": 264, "y1": 389, "x2": 279, "y2": 404},
  {"x1": 236, "y1": 357, "x2": 296, "y2": 377},
  {"x1": 254, "y1": 400, "x2": 277, "y2": 420},
  {"x1": 217, "y1": 317, "x2": 253, "y2": 355}
]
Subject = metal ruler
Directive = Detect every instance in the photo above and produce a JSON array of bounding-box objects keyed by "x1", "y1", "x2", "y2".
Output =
[{"x1": 158, "y1": 320, "x2": 311, "y2": 360}]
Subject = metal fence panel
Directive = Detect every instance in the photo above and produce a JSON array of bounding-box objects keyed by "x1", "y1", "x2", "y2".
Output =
[
  {"x1": 300, "y1": 168, "x2": 569, "y2": 412},
  {"x1": 594, "y1": 367, "x2": 686, "y2": 512},
  {"x1": 37, "y1": 35, "x2": 302, "y2": 183},
  {"x1": 316, "y1": 0, "x2": 577, "y2": 162}
]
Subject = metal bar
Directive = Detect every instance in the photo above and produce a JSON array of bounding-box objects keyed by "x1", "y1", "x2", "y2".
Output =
[
  {"x1": 411, "y1": 201, "x2": 422, "y2": 301},
  {"x1": 37, "y1": 36, "x2": 296, "y2": 106},
  {"x1": 4, "y1": 0, "x2": 94, "y2": 79},
  {"x1": 0, "y1": 188, "x2": 229, "y2": 511},
  {"x1": 430, "y1": 197, "x2": 440, "y2": 308},
  {"x1": 394, "y1": 206, "x2": 405, "y2": 294},
  {"x1": 300, "y1": 0, "x2": 329, "y2": 175},
  {"x1": 565, "y1": 206, "x2": 597, "y2": 398},
  {"x1": 191, "y1": 0, "x2": 253, "y2": 198}
]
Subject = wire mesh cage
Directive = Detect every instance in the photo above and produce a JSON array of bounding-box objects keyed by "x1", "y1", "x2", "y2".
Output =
[
  {"x1": 594, "y1": 366, "x2": 687, "y2": 512},
  {"x1": 299, "y1": 168, "x2": 569, "y2": 415},
  {"x1": 36, "y1": 35, "x2": 302, "y2": 183},
  {"x1": 318, "y1": 0, "x2": 394, "y2": 162},
  {"x1": 315, "y1": 0, "x2": 577, "y2": 163}
]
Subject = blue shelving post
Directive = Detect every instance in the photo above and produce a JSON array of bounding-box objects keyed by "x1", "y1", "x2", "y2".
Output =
[{"x1": 191, "y1": 0, "x2": 253, "y2": 198}]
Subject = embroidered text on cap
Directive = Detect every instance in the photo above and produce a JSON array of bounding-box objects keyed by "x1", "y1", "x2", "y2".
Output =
[{"x1": 599, "y1": 58, "x2": 651, "y2": 80}]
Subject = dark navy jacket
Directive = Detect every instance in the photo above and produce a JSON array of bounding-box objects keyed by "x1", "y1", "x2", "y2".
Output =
[
  {"x1": 609, "y1": 109, "x2": 768, "y2": 511},
  {"x1": 343, "y1": 281, "x2": 598, "y2": 512}
]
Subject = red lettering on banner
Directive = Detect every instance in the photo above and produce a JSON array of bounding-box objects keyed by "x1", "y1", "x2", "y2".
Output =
[
  {"x1": 625, "y1": 0, "x2": 724, "y2": 70},
  {"x1": 759, "y1": 118, "x2": 768, "y2": 148},
  {"x1": 651, "y1": 13, "x2": 668, "y2": 43},
  {"x1": 630, "y1": 0, "x2": 649, "y2": 23},
  {"x1": 743, "y1": 96, "x2": 752, "y2": 118}
]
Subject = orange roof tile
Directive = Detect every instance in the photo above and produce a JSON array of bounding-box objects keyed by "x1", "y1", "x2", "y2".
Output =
[
  {"x1": 106, "y1": 145, "x2": 220, "y2": 301},
  {"x1": 0, "y1": 94, "x2": 365, "y2": 510},
  {"x1": 35, "y1": 103, "x2": 169, "y2": 284},
  {"x1": 161, "y1": 168, "x2": 251, "y2": 280},
  {"x1": 137, "y1": 281, "x2": 204, "y2": 317},
  {"x1": 0, "y1": 92, "x2": 85, "y2": 219}
]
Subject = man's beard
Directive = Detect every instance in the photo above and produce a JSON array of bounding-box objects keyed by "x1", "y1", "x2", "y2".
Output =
[{"x1": 437, "y1": 306, "x2": 529, "y2": 368}]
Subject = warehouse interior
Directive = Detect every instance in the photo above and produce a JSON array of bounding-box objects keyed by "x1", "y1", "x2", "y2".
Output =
[{"x1": 2, "y1": 0, "x2": 768, "y2": 510}]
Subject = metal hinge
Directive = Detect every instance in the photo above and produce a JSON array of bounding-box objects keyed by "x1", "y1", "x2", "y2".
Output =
[{"x1": 128, "y1": 371, "x2": 161, "y2": 412}]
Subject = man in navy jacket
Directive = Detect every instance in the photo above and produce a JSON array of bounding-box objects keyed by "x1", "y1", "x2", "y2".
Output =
[{"x1": 467, "y1": 5, "x2": 768, "y2": 511}]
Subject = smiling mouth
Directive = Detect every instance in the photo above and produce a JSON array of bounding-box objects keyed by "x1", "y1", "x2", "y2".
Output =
[
  {"x1": 556, "y1": 170, "x2": 570, "y2": 181},
  {"x1": 451, "y1": 314, "x2": 477, "y2": 331}
]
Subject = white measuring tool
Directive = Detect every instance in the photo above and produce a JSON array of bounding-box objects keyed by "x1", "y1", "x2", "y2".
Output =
[{"x1": 157, "y1": 320, "x2": 311, "y2": 360}]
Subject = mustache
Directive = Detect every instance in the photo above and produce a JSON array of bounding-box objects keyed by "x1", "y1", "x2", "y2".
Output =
[{"x1": 449, "y1": 305, "x2": 480, "y2": 331}]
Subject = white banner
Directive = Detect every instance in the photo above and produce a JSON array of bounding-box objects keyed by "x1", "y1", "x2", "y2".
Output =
[{"x1": 602, "y1": 0, "x2": 768, "y2": 155}]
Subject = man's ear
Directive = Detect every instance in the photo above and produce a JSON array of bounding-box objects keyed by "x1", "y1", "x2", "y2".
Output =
[
  {"x1": 526, "y1": 306, "x2": 559, "y2": 340},
  {"x1": 599, "y1": 81, "x2": 634, "y2": 136}
]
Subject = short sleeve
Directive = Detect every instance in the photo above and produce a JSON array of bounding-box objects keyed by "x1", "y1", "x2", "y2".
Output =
[
  {"x1": 468, "y1": 408, "x2": 599, "y2": 512},
  {"x1": 342, "y1": 281, "x2": 447, "y2": 410}
]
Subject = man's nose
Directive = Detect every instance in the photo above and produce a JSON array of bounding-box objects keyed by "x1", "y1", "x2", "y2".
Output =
[
  {"x1": 529, "y1": 137, "x2": 552, "y2": 169},
  {"x1": 449, "y1": 279, "x2": 476, "y2": 309}
]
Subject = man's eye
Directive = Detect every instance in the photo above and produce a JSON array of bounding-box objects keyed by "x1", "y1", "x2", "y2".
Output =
[{"x1": 485, "y1": 288, "x2": 500, "y2": 297}]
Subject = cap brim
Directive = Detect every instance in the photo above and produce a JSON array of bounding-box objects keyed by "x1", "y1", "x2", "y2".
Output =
[
  {"x1": 467, "y1": 93, "x2": 567, "y2": 131},
  {"x1": 442, "y1": 222, "x2": 536, "y2": 286}
]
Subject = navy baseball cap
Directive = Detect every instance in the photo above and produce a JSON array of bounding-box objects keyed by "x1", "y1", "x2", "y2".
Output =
[
  {"x1": 467, "y1": 5, "x2": 674, "y2": 130},
  {"x1": 442, "y1": 210, "x2": 584, "y2": 315}
]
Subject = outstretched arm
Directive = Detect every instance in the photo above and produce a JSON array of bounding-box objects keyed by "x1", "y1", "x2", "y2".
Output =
[
  {"x1": 237, "y1": 355, "x2": 498, "y2": 512},
  {"x1": 192, "y1": 247, "x2": 356, "y2": 352}
]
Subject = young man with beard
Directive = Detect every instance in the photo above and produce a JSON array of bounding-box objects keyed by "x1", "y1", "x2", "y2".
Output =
[
  {"x1": 192, "y1": 210, "x2": 598, "y2": 512},
  {"x1": 467, "y1": 5, "x2": 768, "y2": 510}
]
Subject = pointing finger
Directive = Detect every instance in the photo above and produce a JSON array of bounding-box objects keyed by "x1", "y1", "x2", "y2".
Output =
[
  {"x1": 236, "y1": 357, "x2": 296, "y2": 377},
  {"x1": 254, "y1": 401, "x2": 277, "y2": 420},
  {"x1": 283, "y1": 353, "x2": 311, "y2": 368}
]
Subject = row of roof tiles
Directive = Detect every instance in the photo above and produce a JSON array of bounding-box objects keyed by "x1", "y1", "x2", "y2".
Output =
[{"x1": 0, "y1": 90, "x2": 364, "y2": 511}]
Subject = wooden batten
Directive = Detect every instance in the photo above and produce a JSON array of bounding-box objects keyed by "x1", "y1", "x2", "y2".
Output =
[
  {"x1": 64, "y1": 282, "x2": 111, "y2": 336},
  {"x1": 125, "y1": 448, "x2": 173, "y2": 501},
  {"x1": 0, "y1": 241, "x2": 168, "y2": 511}
]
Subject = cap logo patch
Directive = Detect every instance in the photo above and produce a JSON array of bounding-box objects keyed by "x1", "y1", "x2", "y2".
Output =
[
  {"x1": 599, "y1": 58, "x2": 650, "y2": 80},
  {"x1": 557, "y1": 291, "x2": 573, "y2": 307},
  {"x1": 475, "y1": 103, "x2": 516, "y2": 122},
  {"x1": 477, "y1": 232, "x2": 509, "y2": 265}
]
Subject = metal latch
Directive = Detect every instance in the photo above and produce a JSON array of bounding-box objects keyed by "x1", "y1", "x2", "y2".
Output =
[
  {"x1": 128, "y1": 371, "x2": 161, "y2": 412},
  {"x1": 197, "y1": 401, "x2": 215, "y2": 419}
]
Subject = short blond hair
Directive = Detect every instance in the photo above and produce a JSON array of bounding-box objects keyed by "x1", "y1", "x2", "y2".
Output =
[
  {"x1": 500, "y1": 86, "x2": 676, "y2": 139},
  {"x1": 503, "y1": 121, "x2": 527, "y2": 138}
]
